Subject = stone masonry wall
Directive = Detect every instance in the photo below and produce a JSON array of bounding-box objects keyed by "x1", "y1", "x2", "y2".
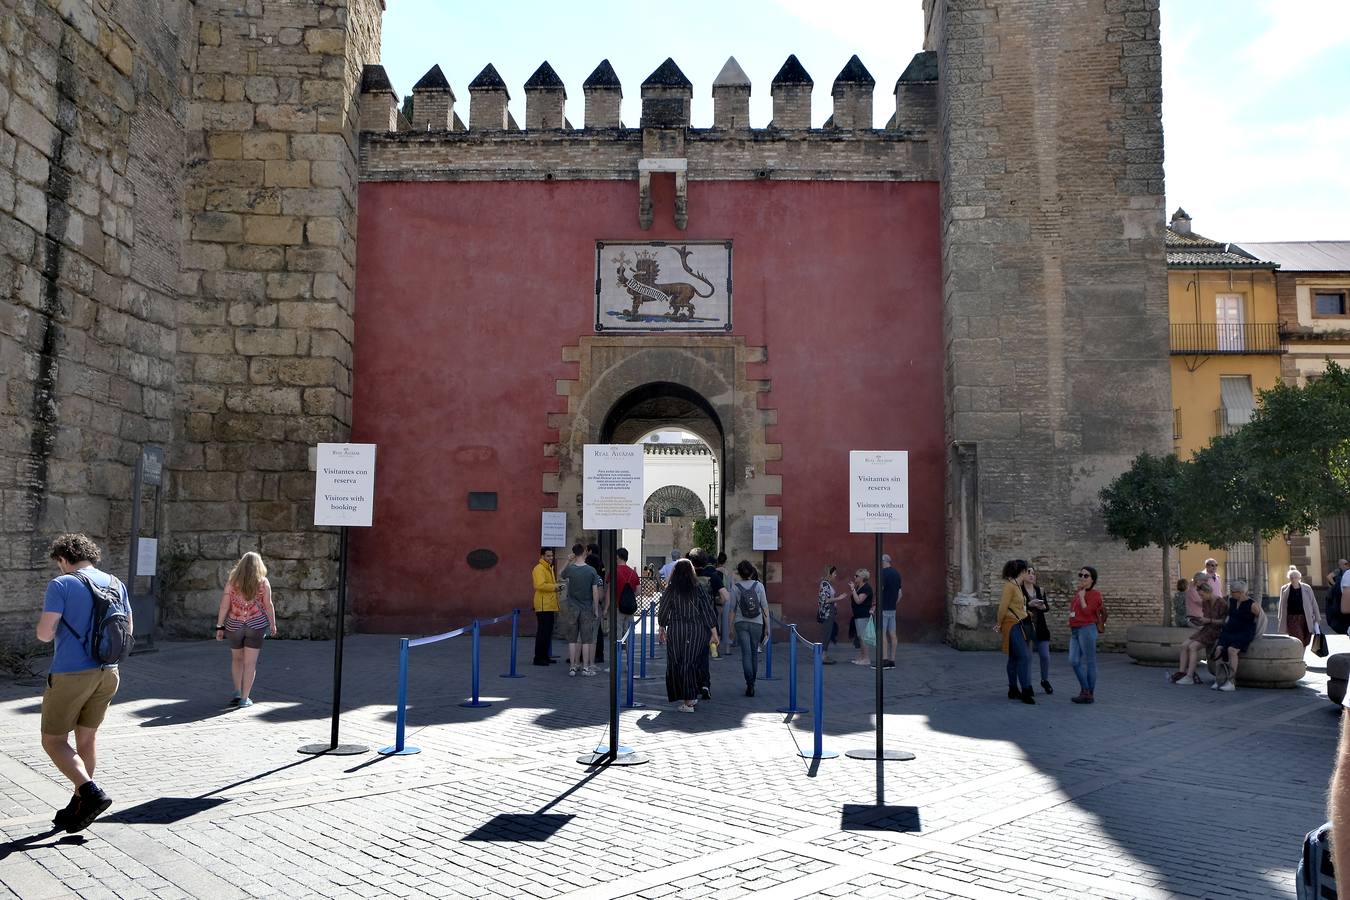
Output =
[
  {"x1": 0, "y1": 0, "x2": 194, "y2": 647},
  {"x1": 169, "y1": 0, "x2": 382, "y2": 638},
  {"x1": 933, "y1": 0, "x2": 1172, "y2": 647}
]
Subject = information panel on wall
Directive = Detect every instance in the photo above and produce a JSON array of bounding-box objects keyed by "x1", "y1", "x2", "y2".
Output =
[
  {"x1": 752, "y1": 515, "x2": 780, "y2": 551},
  {"x1": 541, "y1": 511, "x2": 568, "y2": 548},
  {"x1": 849, "y1": 451, "x2": 909, "y2": 534},
  {"x1": 583, "y1": 444, "x2": 644, "y2": 530},
  {"x1": 314, "y1": 443, "x2": 377, "y2": 527}
]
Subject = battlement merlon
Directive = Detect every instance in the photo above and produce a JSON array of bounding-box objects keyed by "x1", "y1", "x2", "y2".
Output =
[{"x1": 358, "y1": 52, "x2": 937, "y2": 137}]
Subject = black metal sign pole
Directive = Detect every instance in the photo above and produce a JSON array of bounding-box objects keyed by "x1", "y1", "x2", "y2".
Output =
[
  {"x1": 301, "y1": 525, "x2": 367, "y2": 755},
  {"x1": 331, "y1": 525, "x2": 350, "y2": 748},
  {"x1": 608, "y1": 530, "x2": 619, "y2": 760},
  {"x1": 875, "y1": 532, "x2": 884, "y2": 802}
]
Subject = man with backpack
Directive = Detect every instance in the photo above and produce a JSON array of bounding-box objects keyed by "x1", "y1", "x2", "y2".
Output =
[{"x1": 35, "y1": 533, "x2": 133, "y2": 833}]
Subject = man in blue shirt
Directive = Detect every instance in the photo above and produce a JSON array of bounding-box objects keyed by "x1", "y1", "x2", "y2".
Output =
[
  {"x1": 879, "y1": 554, "x2": 902, "y2": 669},
  {"x1": 35, "y1": 533, "x2": 129, "y2": 833}
]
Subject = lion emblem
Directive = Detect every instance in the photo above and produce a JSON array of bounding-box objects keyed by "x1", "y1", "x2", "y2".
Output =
[{"x1": 613, "y1": 245, "x2": 715, "y2": 320}]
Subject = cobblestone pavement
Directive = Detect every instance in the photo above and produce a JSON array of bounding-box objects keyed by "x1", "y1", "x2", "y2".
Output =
[{"x1": 0, "y1": 625, "x2": 1339, "y2": 899}]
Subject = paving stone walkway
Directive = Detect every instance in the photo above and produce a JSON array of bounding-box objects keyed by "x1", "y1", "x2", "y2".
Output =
[{"x1": 0, "y1": 625, "x2": 1339, "y2": 899}]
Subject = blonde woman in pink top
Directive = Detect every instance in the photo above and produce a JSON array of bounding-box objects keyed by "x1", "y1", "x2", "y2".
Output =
[{"x1": 214, "y1": 552, "x2": 277, "y2": 708}]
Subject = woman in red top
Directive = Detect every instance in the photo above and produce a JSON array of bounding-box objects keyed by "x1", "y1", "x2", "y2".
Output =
[{"x1": 1068, "y1": 566, "x2": 1103, "y2": 704}]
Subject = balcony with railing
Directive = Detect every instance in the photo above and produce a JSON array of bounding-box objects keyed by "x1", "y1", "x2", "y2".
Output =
[{"x1": 1170, "y1": 323, "x2": 1281, "y2": 355}]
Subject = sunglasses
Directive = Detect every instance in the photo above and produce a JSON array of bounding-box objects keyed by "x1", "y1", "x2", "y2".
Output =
[{"x1": 1077, "y1": 572, "x2": 1091, "y2": 578}]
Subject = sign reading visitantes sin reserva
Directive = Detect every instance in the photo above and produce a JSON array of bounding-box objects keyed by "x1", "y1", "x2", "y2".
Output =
[
  {"x1": 849, "y1": 450, "x2": 909, "y2": 534},
  {"x1": 314, "y1": 443, "x2": 377, "y2": 528}
]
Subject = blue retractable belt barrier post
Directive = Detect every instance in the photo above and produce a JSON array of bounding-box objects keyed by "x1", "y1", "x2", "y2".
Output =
[
  {"x1": 460, "y1": 620, "x2": 492, "y2": 708},
  {"x1": 762, "y1": 614, "x2": 779, "y2": 681},
  {"x1": 623, "y1": 624, "x2": 643, "y2": 708},
  {"x1": 637, "y1": 607, "x2": 650, "y2": 679},
  {"x1": 378, "y1": 638, "x2": 422, "y2": 755},
  {"x1": 799, "y1": 642, "x2": 837, "y2": 760},
  {"x1": 500, "y1": 608, "x2": 525, "y2": 679},
  {"x1": 777, "y1": 624, "x2": 808, "y2": 714}
]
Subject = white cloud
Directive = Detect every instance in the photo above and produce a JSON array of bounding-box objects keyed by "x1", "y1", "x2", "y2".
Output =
[{"x1": 1244, "y1": 0, "x2": 1350, "y2": 74}]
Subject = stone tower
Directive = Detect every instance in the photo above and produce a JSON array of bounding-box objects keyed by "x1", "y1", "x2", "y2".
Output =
[
  {"x1": 928, "y1": 0, "x2": 1171, "y2": 646},
  {"x1": 0, "y1": 0, "x2": 383, "y2": 644},
  {"x1": 173, "y1": 0, "x2": 384, "y2": 636}
]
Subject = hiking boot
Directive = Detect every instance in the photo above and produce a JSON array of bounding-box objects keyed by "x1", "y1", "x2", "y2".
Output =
[
  {"x1": 52, "y1": 795, "x2": 79, "y2": 829},
  {"x1": 65, "y1": 784, "x2": 111, "y2": 834},
  {"x1": 1040, "y1": 680, "x2": 1053, "y2": 695}
]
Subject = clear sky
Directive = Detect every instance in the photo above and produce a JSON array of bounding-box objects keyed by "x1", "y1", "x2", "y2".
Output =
[{"x1": 379, "y1": 0, "x2": 1349, "y2": 243}]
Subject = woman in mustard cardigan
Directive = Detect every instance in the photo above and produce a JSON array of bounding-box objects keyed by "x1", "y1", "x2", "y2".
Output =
[{"x1": 996, "y1": 559, "x2": 1035, "y2": 704}]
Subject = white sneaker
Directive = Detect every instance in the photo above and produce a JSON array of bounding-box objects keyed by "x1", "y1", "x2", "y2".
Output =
[
  {"x1": 1219, "y1": 681, "x2": 1236, "y2": 692},
  {"x1": 676, "y1": 704, "x2": 695, "y2": 713},
  {"x1": 568, "y1": 666, "x2": 578, "y2": 677},
  {"x1": 581, "y1": 666, "x2": 597, "y2": 677}
]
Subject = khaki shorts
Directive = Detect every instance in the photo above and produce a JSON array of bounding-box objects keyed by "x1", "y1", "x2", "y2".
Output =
[
  {"x1": 557, "y1": 603, "x2": 598, "y2": 644},
  {"x1": 41, "y1": 667, "x2": 120, "y2": 735}
]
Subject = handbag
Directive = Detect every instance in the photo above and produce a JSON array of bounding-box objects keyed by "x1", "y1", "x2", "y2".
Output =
[
  {"x1": 1311, "y1": 623, "x2": 1329, "y2": 658},
  {"x1": 1017, "y1": 616, "x2": 1036, "y2": 644},
  {"x1": 1096, "y1": 602, "x2": 1109, "y2": 634}
]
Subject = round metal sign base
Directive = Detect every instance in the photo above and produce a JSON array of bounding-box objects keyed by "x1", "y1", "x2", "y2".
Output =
[
  {"x1": 575, "y1": 751, "x2": 650, "y2": 767},
  {"x1": 844, "y1": 748, "x2": 915, "y2": 761},
  {"x1": 299, "y1": 743, "x2": 369, "y2": 756}
]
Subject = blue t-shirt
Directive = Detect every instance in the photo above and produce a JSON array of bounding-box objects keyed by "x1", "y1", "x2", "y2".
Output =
[
  {"x1": 881, "y1": 567, "x2": 902, "y2": 612},
  {"x1": 43, "y1": 567, "x2": 125, "y2": 673}
]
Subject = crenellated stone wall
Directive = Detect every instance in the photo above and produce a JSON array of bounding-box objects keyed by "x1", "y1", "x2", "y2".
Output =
[
  {"x1": 0, "y1": 0, "x2": 195, "y2": 645},
  {"x1": 169, "y1": 0, "x2": 383, "y2": 638}
]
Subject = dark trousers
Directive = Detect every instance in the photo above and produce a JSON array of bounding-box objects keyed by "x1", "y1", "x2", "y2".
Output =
[{"x1": 532, "y1": 611, "x2": 555, "y2": 664}]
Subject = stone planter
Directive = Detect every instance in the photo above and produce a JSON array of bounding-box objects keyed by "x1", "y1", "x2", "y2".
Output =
[
  {"x1": 1125, "y1": 624, "x2": 1191, "y2": 668},
  {"x1": 1328, "y1": 653, "x2": 1350, "y2": 706},
  {"x1": 1206, "y1": 634, "x2": 1306, "y2": 688}
]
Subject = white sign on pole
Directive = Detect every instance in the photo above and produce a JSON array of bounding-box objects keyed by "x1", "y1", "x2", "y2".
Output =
[
  {"x1": 583, "y1": 444, "x2": 644, "y2": 530},
  {"x1": 849, "y1": 450, "x2": 909, "y2": 534},
  {"x1": 314, "y1": 443, "x2": 377, "y2": 527},
  {"x1": 752, "y1": 515, "x2": 779, "y2": 551},
  {"x1": 541, "y1": 511, "x2": 568, "y2": 548},
  {"x1": 136, "y1": 537, "x2": 158, "y2": 576}
]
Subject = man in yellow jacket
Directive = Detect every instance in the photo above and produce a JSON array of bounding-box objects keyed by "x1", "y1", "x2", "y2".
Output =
[{"x1": 532, "y1": 548, "x2": 562, "y2": 666}]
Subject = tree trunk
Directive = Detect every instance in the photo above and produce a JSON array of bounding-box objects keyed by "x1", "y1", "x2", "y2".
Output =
[
  {"x1": 1161, "y1": 543, "x2": 1172, "y2": 625},
  {"x1": 1252, "y1": 529, "x2": 1266, "y2": 607}
]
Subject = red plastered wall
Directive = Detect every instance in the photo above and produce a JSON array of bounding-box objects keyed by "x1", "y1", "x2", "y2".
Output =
[{"x1": 351, "y1": 178, "x2": 944, "y2": 639}]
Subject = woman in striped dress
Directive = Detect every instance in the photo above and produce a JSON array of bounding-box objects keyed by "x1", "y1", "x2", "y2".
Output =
[
  {"x1": 659, "y1": 559, "x2": 720, "y2": 713},
  {"x1": 214, "y1": 552, "x2": 278, "y2": 708}
]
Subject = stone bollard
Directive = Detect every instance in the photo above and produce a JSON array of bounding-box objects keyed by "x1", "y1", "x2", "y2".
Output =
[
  {"x1": 1206, "y1": 634, "x2": 1306, "y2": 688},
  {"x1": 1125, "y1": 624, "x2": 1193, "y2": 667}
]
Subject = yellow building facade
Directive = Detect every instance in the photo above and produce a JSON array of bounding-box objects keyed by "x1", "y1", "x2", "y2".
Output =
[{"x1": 1167, "y1": 210, "x2": 1287, "y2": 594}]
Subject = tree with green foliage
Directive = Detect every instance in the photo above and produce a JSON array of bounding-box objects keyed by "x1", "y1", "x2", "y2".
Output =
[
  {"x1": 692, "y1": 516, "x2": 718, "y2": 557},
  {"x1": 1186, "y1": 362, "x2": 1350, "y2": 600},
  {"x1": 1099, "y1": 452, "x2": 1192, "y2": 623}
]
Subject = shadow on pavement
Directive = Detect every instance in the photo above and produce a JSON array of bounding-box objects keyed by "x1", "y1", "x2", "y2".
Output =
[{"x1": 0, "y1": 828, "x2": 86, "y2": 860}]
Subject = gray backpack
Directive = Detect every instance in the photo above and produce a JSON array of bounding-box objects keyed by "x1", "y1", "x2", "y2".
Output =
[{"x1": 734, "y1": 582, "x2": 760, "y2": 619}]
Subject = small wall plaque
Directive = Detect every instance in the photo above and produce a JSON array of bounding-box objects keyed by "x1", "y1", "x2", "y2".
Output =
[{"x1": 468, "y1": 492, "x2": 497, "y2": 511}]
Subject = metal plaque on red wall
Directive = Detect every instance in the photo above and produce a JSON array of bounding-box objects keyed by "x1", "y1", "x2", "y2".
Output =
[{"x1": 596, "y1": 240, "x2": 732, "y2": 332}]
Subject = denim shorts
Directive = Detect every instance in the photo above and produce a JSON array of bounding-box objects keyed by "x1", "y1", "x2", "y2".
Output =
[{"x1": 880, "y1": 610, "x2": 897, "y2": 633}]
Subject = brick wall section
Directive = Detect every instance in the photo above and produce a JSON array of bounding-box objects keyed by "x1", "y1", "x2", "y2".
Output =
[
  {"x1": 170, "y1": 0, "x2": 382, "y2": 638},
  {"x1": 932, "y1": 0, "x2": 1172, "y2": 646},
  {"x1": 361, "y1": 130, "x2": 937, "y2": 182},
  {"x1": 0, "y1": 0, "x2": 194, "y2": 645}
]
